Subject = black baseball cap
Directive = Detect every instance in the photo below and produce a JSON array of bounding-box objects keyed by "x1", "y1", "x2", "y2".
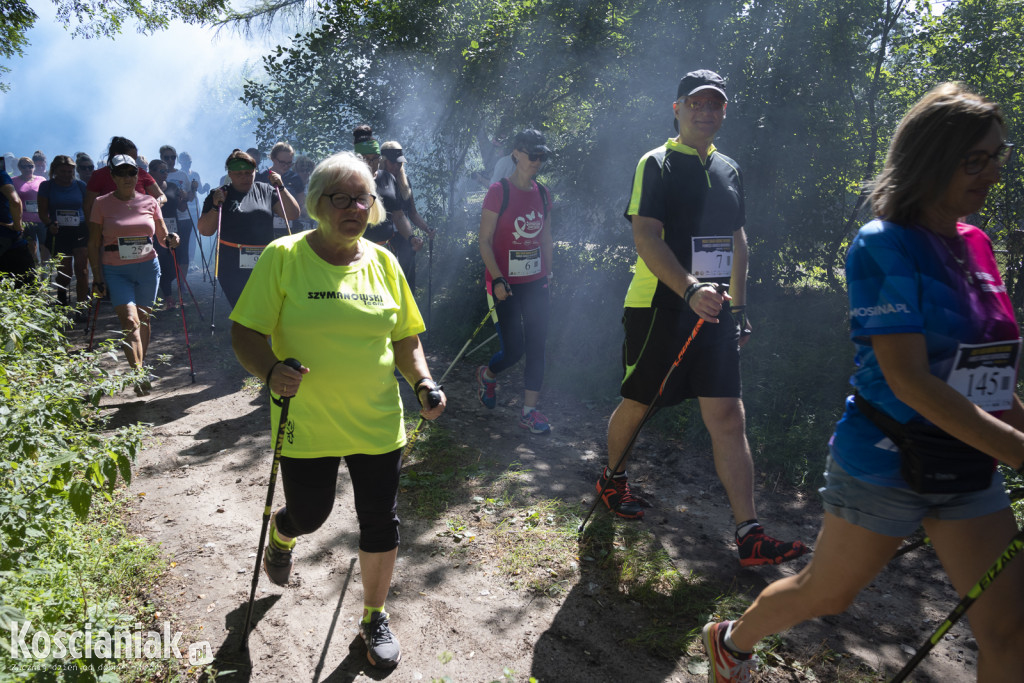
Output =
[
  {"x1": 674, "y1": 70, "x2": 728, "y2": 131},
  {"x1": 513, "y1": 129, "x2": 551, "y2": 155}
]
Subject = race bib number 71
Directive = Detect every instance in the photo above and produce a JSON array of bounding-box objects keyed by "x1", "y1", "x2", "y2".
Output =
[{"x1": 691, "y1": 236, "x2": 733, "y2": 279}]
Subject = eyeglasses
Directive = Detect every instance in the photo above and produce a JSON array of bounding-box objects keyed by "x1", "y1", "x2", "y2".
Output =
[
  {"x1": 680, "y1": 98, "x2": 727, "y2": 113},
  {"x1": 18, "y1": 164, "x2": 32, "y2": 170},
  {"x1": 324, "y1": 192, "x2": 376, "y2": 210},
  {"x1": 161, "y1": 155, "x2": 176, "y2": 161},
  {"x1": 111, "y1": 168, "x2": 139, "y2": 177},
  {"x1": 274, "y1": 158, "x2": 294, "y2": 167},
  {"x1": 963, "y1": 142, "x2": 1015, "y2": 175}
]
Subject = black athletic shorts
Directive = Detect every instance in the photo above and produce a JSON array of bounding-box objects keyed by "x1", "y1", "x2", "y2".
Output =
[
  {"x1": 620, "y1": 305, "x2": 741, "y2": 406},
  {"x1": 47, "y1": 225, "x2": 89, "y2": 255}
]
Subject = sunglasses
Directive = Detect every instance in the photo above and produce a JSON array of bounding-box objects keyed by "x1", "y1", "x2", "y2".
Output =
[
  {"x1": 161, "y1": 155, "x2": 176, "y2": 161},
  {"x1": 112, "y1": 168, "x2": 139, "y2": 177},
  {"x1": 526, "y1": 153, "x2": 547, "y2": 163},
  {"x1": 18, "y1": 165, "x2": 33, "y2": 170}
]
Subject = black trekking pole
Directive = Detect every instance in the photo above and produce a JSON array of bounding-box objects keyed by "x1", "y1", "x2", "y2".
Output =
[
  {"x1": 186, "y1": 203, "x2": 212, "y2": 283},
  {"x1": 403, "y1": 305, "x2": 495, "y2": 459},
  {"x1": 241, "y1": 357, "x2": 302, "y2": 651},
  {"x1": 889, "y1": 527, "x2": 1024, "y2": 683},
  {"x1": 578, "y1": 318, "x2": 706, "y2": 535},
  {"x1": 170, "y1": 249, "x2": 197, "y2": 383},
  {"x1": 210, "y1": 202, "x2": 222, "y2": 336}
]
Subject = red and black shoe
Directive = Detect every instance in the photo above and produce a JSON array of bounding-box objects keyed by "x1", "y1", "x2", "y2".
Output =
[
  {"x1": 736, "y1": 524, "x2": 809, "y2": 567},
  {"x1": 596, "y1": 468, "x2": 645, "y2": 520}
]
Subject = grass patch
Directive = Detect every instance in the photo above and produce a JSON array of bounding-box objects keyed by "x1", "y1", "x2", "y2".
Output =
[{"x1": 400, "y1": 424, "x2": 489, "y2": 519}]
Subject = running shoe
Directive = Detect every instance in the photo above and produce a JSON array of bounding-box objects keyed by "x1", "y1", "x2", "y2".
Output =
[
  {"x1": 595, "y1": 468, "x2": 645, "y2": 519},
  {"x1": 263, "y1": 514, "x2": 294, "y2": 586},
  {"x1": 362, "y1": 612, "x2": 401, "y2": 668},
  {"x1": 519, "y1": 409, "x2": 551, "y2": 434},
  {"x1": 476, "y1": 365, "x2": 497, "y2": 409},
  {"x1": 702, "y1": 621, "x2": 759, "y2": 682},
  {"x1": 736, "y1": 524, "x2": 809, "y2": 567}
]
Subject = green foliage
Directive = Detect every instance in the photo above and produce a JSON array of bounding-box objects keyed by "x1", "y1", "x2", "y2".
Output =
[
  {"x1": 0, "y1": 273, "x2": 152, "y2": 679},
  {"x1": 0, "y1": 0, "x2": 37, "y2": 91}
]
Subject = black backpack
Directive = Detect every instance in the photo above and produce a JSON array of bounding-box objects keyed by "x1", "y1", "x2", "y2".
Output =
[{"x1": 497, "y1": 177, "x2": 549, "y2": 220}]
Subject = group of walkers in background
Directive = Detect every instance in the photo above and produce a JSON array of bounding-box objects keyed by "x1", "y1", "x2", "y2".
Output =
[{"x1": 2, "y1": 69, "x2": 1022, "y2": 682}]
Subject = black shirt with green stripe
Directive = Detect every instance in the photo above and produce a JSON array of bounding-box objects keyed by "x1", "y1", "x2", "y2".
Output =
[{"x1": 622, "y1": 138, "x2": 745, "y2": 310}]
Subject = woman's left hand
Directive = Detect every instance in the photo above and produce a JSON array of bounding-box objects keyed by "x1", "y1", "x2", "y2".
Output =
[
  {"x1": 167, "y1": 233, "x2": 181, "y2": 249},
  {"x1": 416, "y1": 382, "x2": 447, "y2": 420}
]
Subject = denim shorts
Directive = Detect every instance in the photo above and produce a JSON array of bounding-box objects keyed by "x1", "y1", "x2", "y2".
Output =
[
  {"x1": 103, "y1": 259, "x2": 160, "y2": 308},
  {"x1": 819, "y1": 451, "x2": 1010, "y2": 537}
]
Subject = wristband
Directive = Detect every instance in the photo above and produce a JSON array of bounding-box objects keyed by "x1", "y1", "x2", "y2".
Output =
[
  {"x1": 683, "y1": 282, "x2": 714, "y2": 306},
  {"x1": 414, "y1": 377, "x2": 437, "y2": 393},
  {"x1": 265, "y1": 359, "x2": 283, "y2": 388},
  {"x1": 493, "y1": 277, "x2": 509, "y2": 293}
]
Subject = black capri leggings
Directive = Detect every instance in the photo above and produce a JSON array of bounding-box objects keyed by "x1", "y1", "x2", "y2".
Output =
[
  {"x1": 274, "y1": 450, "x2": 402, "y2": 553},
  {"x1": 487, "y1": 276, "x2": 550, "y2": 392}
]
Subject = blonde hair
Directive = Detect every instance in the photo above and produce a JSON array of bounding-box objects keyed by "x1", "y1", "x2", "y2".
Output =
[
  {"x1": 305, "y1": 152, "x2": 385, "y2": 227},
  {"x1": 871, "y1": 82, "x2": 1004, "y2": 226}
]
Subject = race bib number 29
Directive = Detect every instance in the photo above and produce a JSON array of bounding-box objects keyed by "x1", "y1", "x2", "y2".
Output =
[
  {"x1": 691, "y1": 236, "x2": 733, "y2": 279},
  {"x1": 946, "y1": 339, "x2": 1021, "y2": 412}
]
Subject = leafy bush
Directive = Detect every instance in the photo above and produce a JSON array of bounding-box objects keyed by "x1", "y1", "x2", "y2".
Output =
[{"x1": 0, "y1": 273, "x2": 149, "y2": 680}]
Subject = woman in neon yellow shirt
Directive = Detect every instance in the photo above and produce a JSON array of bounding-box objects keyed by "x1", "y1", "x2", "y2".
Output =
[{"x1": 230, "y1": 151, "x2": 445, "y2": 670}]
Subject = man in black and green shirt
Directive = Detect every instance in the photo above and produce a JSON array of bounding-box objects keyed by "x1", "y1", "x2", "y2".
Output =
[{"x1": 598, "y1": 69, "x2": 808, "y2": 568}]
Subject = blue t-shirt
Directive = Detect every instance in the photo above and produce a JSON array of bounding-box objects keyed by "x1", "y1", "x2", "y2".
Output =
[
  {"x1": 38, "y1": 179, "x2": 87, "y2": 225},
  {"x1": 832, "y1": 220, "x2": 1019, "y2": 486}
]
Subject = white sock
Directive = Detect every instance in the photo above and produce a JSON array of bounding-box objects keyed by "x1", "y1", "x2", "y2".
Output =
[{"x1": 523, "y1": 406, "x2": 536, "y2": 416}]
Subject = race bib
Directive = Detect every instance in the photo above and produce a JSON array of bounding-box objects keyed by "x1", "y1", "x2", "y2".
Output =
[
  {"x1": 946, "y1": 340, "x2": 1021, "y2": 412},
  {"x1": 691, "y1": 236, "x2": 733, "y2": 279},
  {"x1": 25, "y1": 200, "x2": 38, "y2": 214},
  {"x1": 508, "y1": 248, "x2": 541, "y2": 278},
  {"x1": 273, "y1": 216, "x2": 288, "y2": 233},
  {"x1": 165, "y1": 217, "x2": 178, "y2": 232},
  {"x1": 117, "y1": 236, "x2": 154, "y2": 261},
  {"x1": 239, "y1": 246, "x2": 263, "y2": 270},
  {"x1": 56, "y1": 210, "x2": 80, "y2": 227}
]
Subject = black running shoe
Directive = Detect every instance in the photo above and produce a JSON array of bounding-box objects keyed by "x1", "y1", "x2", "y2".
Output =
[
  {"x1": 263, "y1": 540, "x2": 294, "y2": 586},
  {"x1": 596, "y1": 469, "x2": 645, "y2": 520},
  {"x1": 736, "y1": 524, "x2": 809, "y2": 567},
  {"x1": 362, "y1": 612, "x2": 401, "y2": 668}
]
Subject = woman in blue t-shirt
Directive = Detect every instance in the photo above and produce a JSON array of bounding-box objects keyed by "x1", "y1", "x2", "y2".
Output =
[
  {"x1": 702, "y1": 83, "x2": 1024, "y2": 681},
  {"x1": 38, "y1": 155, "x2": 88, "y2": 309}
]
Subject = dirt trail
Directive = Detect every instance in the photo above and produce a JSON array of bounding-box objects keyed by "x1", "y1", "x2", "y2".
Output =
[{"x1": 92, "y1": 277, "x2": 981, "y2": 683}]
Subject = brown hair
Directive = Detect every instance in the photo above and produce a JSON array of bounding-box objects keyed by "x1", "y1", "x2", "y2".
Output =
[
  {"x1": 48, "y1": 155, "x2": 75, "y2": 179},
  {"x1": 224, "y1": 148, "x2": 258, "y2": 169},
  {"x1": 870, "y1": 82, "x2": 1004, "y2": 226}
]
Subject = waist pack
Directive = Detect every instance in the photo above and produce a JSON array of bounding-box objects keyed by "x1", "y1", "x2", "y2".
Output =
[{"x1": 853, "y1": 393, "x2": 994, "y2": 494}]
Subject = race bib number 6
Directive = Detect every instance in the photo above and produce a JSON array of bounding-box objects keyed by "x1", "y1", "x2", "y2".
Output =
[
  {"x1": 691, "y1": 236, "x2": 733, "y2": 279},
  {"x1": 117, "y1": 236, "x2": 154, "y2": 261},
  {"x1": 508, "y1": 248, "x2": 541, "y2": 278},
  {"x1": 946, "y1": 339, "x2": 1021, "y2": 412}
]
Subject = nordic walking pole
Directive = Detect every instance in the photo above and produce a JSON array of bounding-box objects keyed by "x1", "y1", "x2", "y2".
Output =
[
  {"x1": 466, "y1": 333, "x2": 498, "y2": 359},
  {"x1": 186, "y1": 202, "x2": 212, "y2": 283},
  {"x1": 86, "y1": 292, "x2": 101, "y2": 351},
  {"x1": 427, "y1": 234, "x2": 433, "y2": 336},
  {"x1": 170, "y1": 248, "x2": 196, "y2": 383},
  {"x1": 403, "y1": 305, "x2": 495, "y2": 459},
  {"x1": 889, "y1": 527, "x2": 1024, "y2": 683},
  {"x1": 273, "y1": 181, "x2": 292, "y2": 235},
  {"x1": 241, "y1": 357, "x2": 303, "y2": 651},
  {"x1": 578, "y1": 317, "x2": 706, "y2": 535},
  {"x1": 210, "y1": 200, "x2": 222, "y2": 335}
]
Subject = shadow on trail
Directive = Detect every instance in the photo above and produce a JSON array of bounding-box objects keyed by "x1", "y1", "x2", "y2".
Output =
[
  {"x1": 199, "y1": 594, "x2": 281, "y2": 683},
  {"x1": 530, "y1": 516, "x2": 727, "y2": 683}
]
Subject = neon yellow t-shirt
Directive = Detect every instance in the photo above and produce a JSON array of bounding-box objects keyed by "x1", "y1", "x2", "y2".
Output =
[{"x1": 230, "y1": 233, "x2": 425, "y2": 458}]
